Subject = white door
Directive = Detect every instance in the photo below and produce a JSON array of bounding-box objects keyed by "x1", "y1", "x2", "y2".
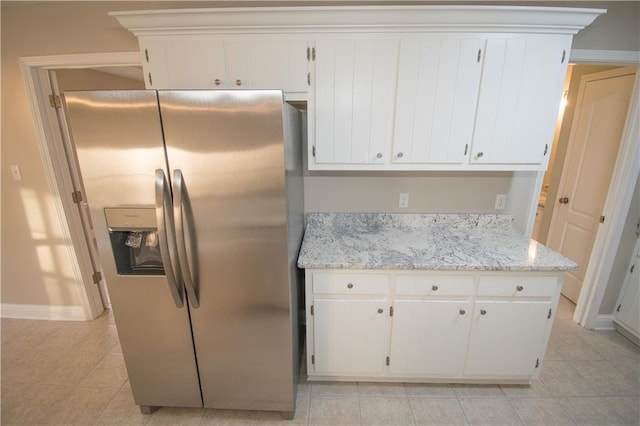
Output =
[
  {"x1": 547, "y1": 68, "x2": 636, "y2": 303},
  {"x1": 389, "y1": 299, "x2": 472, "y2": 376},
  {"x1": 471, "y1": 35, "x2": 571, "y2": 165},
  {"x1": 464, "y1": 301, "x2": 551, "y2": 377},
  {"x1": 392, "y1": 36, "x2": 482, "y2": 164},
  {"x1": 312, "y1": 298, "x2": 389, "y2": 375},
  {"x1": 314, "y1": 38, "x2": 398, "y2": 164},
  {"x1": 614, "y1": 238, "x2": 640, "y2": 340}
]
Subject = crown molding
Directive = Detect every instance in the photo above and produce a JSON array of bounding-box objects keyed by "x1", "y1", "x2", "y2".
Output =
[{"x1": 110, "y1": 6, "x2": 605, "y2": 36}]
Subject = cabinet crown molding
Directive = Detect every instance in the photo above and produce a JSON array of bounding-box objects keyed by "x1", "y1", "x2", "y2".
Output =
[{"x1": 110, "y1": 6, "x2": 604, "y2": 36}]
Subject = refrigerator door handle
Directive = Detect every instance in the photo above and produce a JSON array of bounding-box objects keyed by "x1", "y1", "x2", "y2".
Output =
[
  {"x1": 155, "y1": 169, "x2": 184, "y2": 308},
  {"x1": 173, "y1": 169, "x2": 200, "y2": 308}
]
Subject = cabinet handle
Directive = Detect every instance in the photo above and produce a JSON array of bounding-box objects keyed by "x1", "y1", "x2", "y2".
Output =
[
  {"x1": 397, "y1": 152, "x2": 404, "y2": 158},
  {"x1": 559, "y1": 197, "x2": 569, "y2": 204},
  {"x1": 459, "y1": 309, "x2": 466, "y2": 315},
  {"x1": 347, "y1": 283, "x2": 354, "y2": 289},
  {"x1": 432, "y1": 285, "x2": 438, "y2": 291},
  {"x1": 476, "y1": 152, "x2": 484, "y2": 158},
  {"x1": 377, "y1": 308, "x2": 384, "y2": 314},
  {"x1": 235, "y1": 79, "x2": 242, "y2": 86},
  {"x1": 480, "y1": 309, "x2": 487, "y2": 315},
  {"x1": 516, "y1": 285, "x2": 524, "y2": 292},
  {"x1": 214, "y1": 79, "x2": 221, "y2": 86},
  {"x1": 376, "y1": 153, "x2": 383, "y2": 159}
]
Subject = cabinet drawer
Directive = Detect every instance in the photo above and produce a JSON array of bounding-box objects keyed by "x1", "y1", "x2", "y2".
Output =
[
  {"x1": 313, "y1": 273, "x2": 389, "y2": 295},
  {"x1": 478, "y1": 275, "x2": 558, "y2": 298},
  {"x1": 395, "y1": 275, "x2": 474, "y2": 297}
]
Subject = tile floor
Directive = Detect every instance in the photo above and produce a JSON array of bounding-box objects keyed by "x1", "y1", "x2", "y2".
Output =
[{"x1": 1, "y1": 296, "x2": 639, "y2": 425}]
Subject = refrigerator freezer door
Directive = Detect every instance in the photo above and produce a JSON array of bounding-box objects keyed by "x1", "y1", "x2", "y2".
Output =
[
  {"x1": 62, "y1": 91, "x2": 202, "y2": 408},
  {"x1": 159, "y1": 90, "x2": 295, "y2": 412}
]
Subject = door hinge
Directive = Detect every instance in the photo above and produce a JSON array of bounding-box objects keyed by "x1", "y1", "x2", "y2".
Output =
[
  {"x1": 547, "y1": 308, "x2": 552, "y2": 319},
  {"x1": 92, "y1": 271, "x2": 102, "y2": 285},
  {"x1": 312, "y1": 145, "x2": 316, "y2": 158},
  {"x1": 535, "y1": 358, "x2": 540, "y2": 368},
  {"x1": 386, "y1": 356, "x2": 390, "y2": 366},
  {"x1": 71, "y1": 191, "x2": 83, "y2": 204},
  {"x1": 311, "y1": 355, "x2": 315, "y2": 365},
  {"x1": 310, "y1": 305, "x2": 314, "y2": 315},
  {"x1": 307, "y1": 72, "x2": 311, "y2": 86},
  {"x1": 600, "y1": 215, "x2": 606, "y2": 224},
  {"x1": 390, "y1": 306, "x2": 394, "y2": 317},
  {"x1": 617, "y1": 303, "x2": 622, "y2": 312},
  {"x1": 148, "y1": 72, "x2": 153, "y2": 86},
  {"x1": 543, "y1": 144, "x2": 549, "y2": 156},
  {"x1": 49, "y1": 94, "x2": 62, "y2": 109},
  {"x1": 312, "y1": 47, "x2": 316, "y2": 61},
  {"x1": 561, "y1": 49, "x2": 566, "y2": 63},
  {"x1": 464, "y1": 144, "x2": 469, "y2": 156},
  {"x1": 477, "y1": 48, "x2": 482, "y2": 63},
  {"x1": 144, "y1": 48, "x2": 149, "y2": 62}
]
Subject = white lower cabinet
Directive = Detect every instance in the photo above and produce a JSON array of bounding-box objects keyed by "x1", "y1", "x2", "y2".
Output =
[
  {"x1": 313, "y1": 299, "x2": 389, "y2": 375},
  {"x1": 305, "y1": 270, "x2": 562, "y2": 383},
  {"x1": 464, "y1": 300, "x2": 552, "y2": 377},
  {"x1": 389, "y1": 299, "x2": 472, "y2": 376}
]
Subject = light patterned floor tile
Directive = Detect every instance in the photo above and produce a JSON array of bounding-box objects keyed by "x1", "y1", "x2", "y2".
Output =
[
  {"x1": 559, "y1": 396, "x2": 640, "y2": 425},
  {"x1": 509, "y1": 398, "x2": 575, "y2": 425},
  {"x1": 409, "y1": 397, "x2": 466, "y2": 426},
  {"x1": 459, "y1": 397, "x2": 523, "y2": 425},
  {"x1": 360, "y1": 397, "x2": 414, "y2": 425},
  {"x1": 308, "y1": 396, "x2": 360, "y2": 425}
]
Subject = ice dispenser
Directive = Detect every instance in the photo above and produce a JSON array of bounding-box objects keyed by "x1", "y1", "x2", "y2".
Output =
[{"x1": 105, "y1": 208, "x2": 164, "y2": 275}]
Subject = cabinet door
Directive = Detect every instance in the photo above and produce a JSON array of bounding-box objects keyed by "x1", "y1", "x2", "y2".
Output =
[
  {"x1": 614, "y1": 239, "x2": 640, "y2": 339},
  {"x1": 224, "y1": 39, "x2": 309, "y2": 92},
  {"x1": 471, "y1": 35, "x2": 571, "y2": 166},
  {"x1": 314, "y1": 39, "x2": 398, "y2": 165},
  {"x1": 465, "y1": 301, "x2": 551, "y2": 377},
  {"x1": 389, "y1": 300, "x2": 472, "y2": 376},
  {"x1": 393, "y1": 37, "x2": 482, "y2": 164},
  {"x1": 312, "y1": 298, "x2": 389, "y2": 375},
  {"x1": 141, "y1": 39, "x2": 226, "y2": 89}
]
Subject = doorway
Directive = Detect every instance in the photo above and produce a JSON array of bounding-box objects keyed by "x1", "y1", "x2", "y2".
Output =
[
  {"x1": 534, "y1": 64, "x2": 639, "y2": 327},
  {"x1": 48, "y1": 67, "x2": 146, "y2": 310}
]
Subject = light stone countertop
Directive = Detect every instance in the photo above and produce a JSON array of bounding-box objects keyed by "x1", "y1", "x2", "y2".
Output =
[{"x1": 297, "y1": 213, "x2": 578, "y2": 272}]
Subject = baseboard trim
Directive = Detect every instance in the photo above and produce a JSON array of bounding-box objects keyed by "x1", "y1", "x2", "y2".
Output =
[
  {"x1": 1, "y1": 304, "x2": 86, "y2": 321},
  {"x1": 589, "y1": 314, "x2": 615, "y2": 331}
]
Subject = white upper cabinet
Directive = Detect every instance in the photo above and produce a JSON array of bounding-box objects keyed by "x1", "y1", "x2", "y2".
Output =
[
  {"x1": 470, "y1": 35, "x2": 572, "y2": 167},
  {"x1": 393, "y1": 37, "x2": 483, "y2": 165},
  {"x1": 314, "y1": 39, "x2": 398, "y2": 165},
  {"x1": 139, "y1": 37, "x2": 309, "y2": 98},
  {"x1": 111, "y1": 6, "x2": 603, "y2": 171}
]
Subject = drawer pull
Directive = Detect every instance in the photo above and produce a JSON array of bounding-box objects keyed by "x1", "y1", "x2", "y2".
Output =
[
  {"x1": 516, "y1": 285, "x2": 524, "y2": 291},
  {"x1": 432, "y1": 285, "x2": 438, "y2": 291},
  {"x1": 480, "y1": 309, "x2": 487, "y2": 315},
  {"x1": 377, "y1": 308, "x2": 384, "y2": 314},
  {"x1": 347, "y1": 283, "x2": 354, "y2": 289},
  {"x1": 459, "y1": 309, "x2": 466, "y2": 315},
  {"x1": 214, "y1": 78, "x2": 221, "y2": 86}
]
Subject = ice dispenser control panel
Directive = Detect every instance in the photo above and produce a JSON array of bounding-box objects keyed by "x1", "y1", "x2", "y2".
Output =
[{"x1": 104, "y1": 208, "x2": 164, "y2": 276}]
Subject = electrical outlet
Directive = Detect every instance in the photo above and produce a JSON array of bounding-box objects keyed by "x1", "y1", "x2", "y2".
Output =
[
  {"x1": 399, "y1": 193, "x2": 409, "y2": 209},
  {"x1": 495, "y1": 194, "x2": 506, "y2": 210},
  {"x1": 10, "y1": 165, "x2": 22, "y2": 181}
]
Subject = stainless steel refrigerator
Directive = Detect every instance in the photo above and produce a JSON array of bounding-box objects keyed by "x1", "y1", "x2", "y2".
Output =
[{"x1": 62, "y1": 90, "x2": 304, "y2": 417}]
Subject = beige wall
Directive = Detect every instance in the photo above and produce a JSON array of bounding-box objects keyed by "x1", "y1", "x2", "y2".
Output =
[{"x1": 1, "y1": 1, "x2": 639, "y2": 312}]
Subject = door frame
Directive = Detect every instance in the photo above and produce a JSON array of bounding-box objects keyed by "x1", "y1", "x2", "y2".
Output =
[
  {"x1": 528, "y1": 49, "x2": 639, "y2": 329},
  {"x1": 20, "y1": 50, "x2": 639, "y2": 327},
  {"x1": 19, "y1": 52, "x2": 141, "y2": 320}
]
